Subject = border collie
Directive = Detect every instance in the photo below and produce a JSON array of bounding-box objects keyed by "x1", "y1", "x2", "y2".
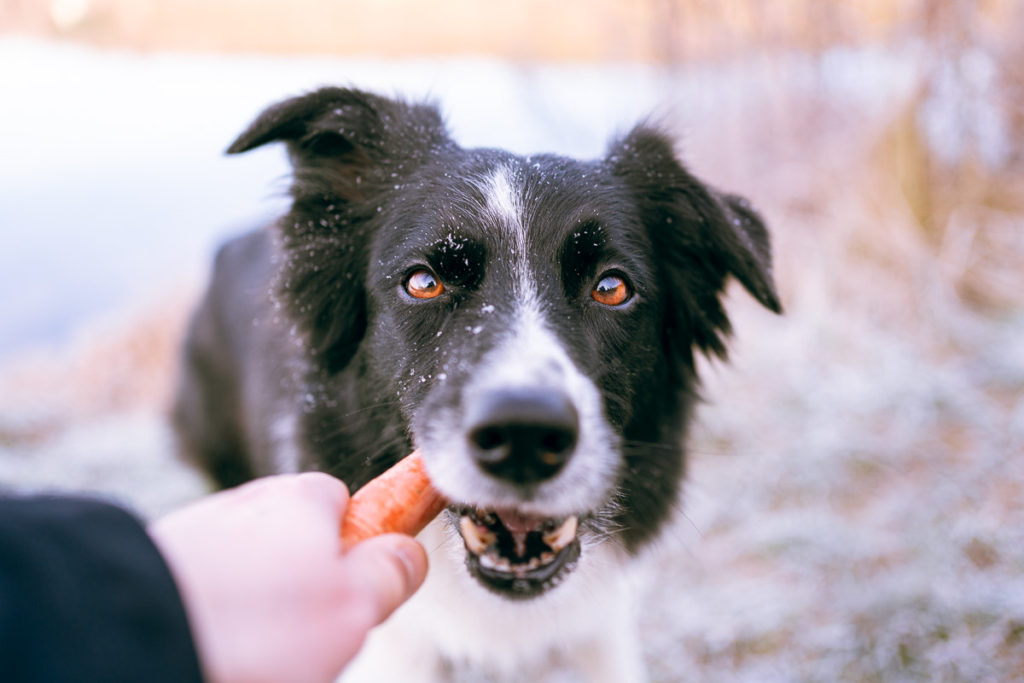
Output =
[{"x1": 172, "y1": 87, "x2": 781, "y2": 681}]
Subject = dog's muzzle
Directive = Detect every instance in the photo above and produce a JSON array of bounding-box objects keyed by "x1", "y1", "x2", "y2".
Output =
[{"x1": 446, "y1": 387, "x2": 585, "y2": 597}]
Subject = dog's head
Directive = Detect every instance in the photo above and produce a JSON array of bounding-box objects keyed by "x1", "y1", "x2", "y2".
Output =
[{"x1": 230, "y1": 88, "x2": 781, "y2": 599}]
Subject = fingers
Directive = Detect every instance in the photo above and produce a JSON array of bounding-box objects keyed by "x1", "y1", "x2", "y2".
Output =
[
  {"x1": 294, "y1": 471, "x2": 350, "y2": 514},
  {"x1": 340, "y1": 534, "x2": 428, "y2": 627},
  {"x1": 230, "y1": 471, "x2": 350, "y2": 514}
]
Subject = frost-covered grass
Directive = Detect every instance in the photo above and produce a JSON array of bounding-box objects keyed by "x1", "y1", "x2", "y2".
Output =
[
  {"x1": 644, "y1": 293, "x2": 1024, "y2": 680},
  {"x1": 2, "y1": 39, "x2": 1023, "y2": 681},
  {"x1": 640, "y1": 128, "x2": 1024, "y2": 680}
]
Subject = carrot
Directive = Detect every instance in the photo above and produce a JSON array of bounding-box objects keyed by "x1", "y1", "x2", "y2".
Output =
[{"x1": 340, "y1": 450, "x2": 448, "y2": 548}]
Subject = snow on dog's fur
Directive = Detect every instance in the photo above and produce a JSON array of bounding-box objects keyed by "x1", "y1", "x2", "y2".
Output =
[{"x1": 172, "y1": 87, "x2": 781, "y2": 681}]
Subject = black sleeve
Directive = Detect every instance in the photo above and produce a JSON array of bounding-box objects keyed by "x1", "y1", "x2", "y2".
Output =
[{"x1": 0, "y1": 495, "x2": 205, "y2": 683}]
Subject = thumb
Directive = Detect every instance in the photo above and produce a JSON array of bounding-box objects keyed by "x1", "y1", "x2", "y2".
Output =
[{"x1": 341, "y1": 535, "x2": 428, "y2": 627}]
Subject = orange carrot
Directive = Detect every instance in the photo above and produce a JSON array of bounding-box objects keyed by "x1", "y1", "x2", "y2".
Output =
[{"x1": 340, "y1": 450, "x2": 448, "y2": 548}]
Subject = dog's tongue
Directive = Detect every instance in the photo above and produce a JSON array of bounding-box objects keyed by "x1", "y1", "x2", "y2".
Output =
[
  {"x1": 495, "y1": 509, "x2": 545, "y2": 533},
  {"x1": 494, "y1": 509, "x2": 546, "y2": 557}
]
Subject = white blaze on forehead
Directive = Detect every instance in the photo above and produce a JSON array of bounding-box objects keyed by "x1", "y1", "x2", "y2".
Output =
[
  {"x1": 481, "y1": 165, "x2": 526, "y2": 237},
  {"x1": 476, "y1": 164, "x2": 539, "y2": 302}
]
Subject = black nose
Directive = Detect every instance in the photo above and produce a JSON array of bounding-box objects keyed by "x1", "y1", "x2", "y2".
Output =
[{"x1": 466, "y1": 389, "x2": 579, "y2": 485}]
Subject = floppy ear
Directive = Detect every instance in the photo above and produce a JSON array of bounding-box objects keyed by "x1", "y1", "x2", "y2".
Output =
[
  {"x1": 228, "y1": 86, "x2": 450, "y2": 203},
  {"x1": 710, "y1": 191, "x2": 781, "y2": 314},
  {"x1": 608, "y1": 125, "x2": 781, "y2": 371},
  {"x1": 228, "y1": 87, "x2": 451, "y2": 374}
]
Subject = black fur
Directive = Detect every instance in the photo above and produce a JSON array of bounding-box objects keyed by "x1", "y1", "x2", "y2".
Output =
[{"x1": 173, "y1": 87, "x2": 780, "y2": 566}]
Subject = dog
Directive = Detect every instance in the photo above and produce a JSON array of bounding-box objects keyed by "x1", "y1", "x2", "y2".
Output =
[{"x1": 172, "y1": 87, "x2": 781, "y2": 681}]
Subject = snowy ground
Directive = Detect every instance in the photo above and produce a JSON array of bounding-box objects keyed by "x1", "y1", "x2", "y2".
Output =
[{"x1": 2, "y1": 38, "x2": 1023, "y2": 680}]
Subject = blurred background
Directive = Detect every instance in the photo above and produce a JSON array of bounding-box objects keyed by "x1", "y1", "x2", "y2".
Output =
[{"x1": 1, "y1": 0, "x2": 1022, "y2": 680}]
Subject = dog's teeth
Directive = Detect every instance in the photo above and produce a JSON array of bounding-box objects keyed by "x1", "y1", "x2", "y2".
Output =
[
  {"x1": 459, "y1": 516, "x2": 495, "y2": 555},
  {"x1": 479, "y1": 553, "x2": 511, "y2": 572},
  {"x1": 542, "y1": 515, "x2": 578, "y2": 551},
  {"x1": 540, "y1": 551, "x2": 555, "y2": 565},
  {"x1": 479, "y1": 510, "x2": 498, "y2": 526}
]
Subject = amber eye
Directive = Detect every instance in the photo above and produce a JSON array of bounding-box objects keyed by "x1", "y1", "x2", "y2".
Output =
[
  {"x1": 405, "y1": 269, "x2": 445, "y2": 299},
  {"x1": 592, "y1": 273, "x2": 632, "y2": 307}
]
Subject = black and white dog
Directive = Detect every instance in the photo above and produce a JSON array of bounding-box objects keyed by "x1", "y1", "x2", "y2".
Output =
[{"x1": 173, "y1": 87, "x2": 781, "y2": 681}]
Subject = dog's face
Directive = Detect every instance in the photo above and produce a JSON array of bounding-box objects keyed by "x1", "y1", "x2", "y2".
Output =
[
  {"x1": 229, "y1": 88, "x2": 780, "y2": 599},
  {"x1": 369, "y1": 155, "x2": 657, "y2": 597}
]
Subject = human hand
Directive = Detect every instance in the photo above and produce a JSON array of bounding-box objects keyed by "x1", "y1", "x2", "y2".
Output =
[{"x1": 149, "y1": 472, "x2": 428, "y2": 683}]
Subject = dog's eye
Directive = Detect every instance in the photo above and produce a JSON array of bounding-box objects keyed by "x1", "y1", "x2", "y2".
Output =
[
  {"x1": 405, "y1": 269, "x2": 445, "y2": 299},
  {"x1": 592, "y1": 273, "x2": 632, "y2": 307}
]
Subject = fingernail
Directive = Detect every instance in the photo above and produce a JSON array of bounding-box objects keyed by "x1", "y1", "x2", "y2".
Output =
[{"x1": 392, "y1": 543, "x2": 424, "y2": 594}]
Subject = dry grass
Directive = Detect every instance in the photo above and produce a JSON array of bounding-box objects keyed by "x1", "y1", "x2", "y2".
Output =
[
  {"x1": 0, "y1": 288, "x2": 195, "y2": 423},
  {"x1": 0, "y1": 287, "x2": 209, "y2": 517},
  {"x1": 4, "y1": 0, "x2": 1018, "y2": 62}
]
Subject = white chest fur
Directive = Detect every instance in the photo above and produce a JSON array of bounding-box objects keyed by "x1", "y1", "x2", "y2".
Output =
[{"x1": 340, "y1": 517, "x2": 649, "y2": 682}]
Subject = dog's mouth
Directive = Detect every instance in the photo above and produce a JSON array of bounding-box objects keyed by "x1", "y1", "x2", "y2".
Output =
[{"x1": 452, "y1": 507, "x2": 582, "y2": 599}]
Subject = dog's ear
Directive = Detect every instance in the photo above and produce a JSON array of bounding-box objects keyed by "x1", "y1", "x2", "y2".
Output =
[
  {"x1": 608, "y1": 124, "x2": 781, "y2": 368},
  {"x1": 228, "y1": 88, "x2": 451, "y2": 374},
  {"x1": 228, "y1": 86, "x2": 450, "y2": 203},
  {"x1": 706, "y1": 191, "x2": 781, "y2": 315}
]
